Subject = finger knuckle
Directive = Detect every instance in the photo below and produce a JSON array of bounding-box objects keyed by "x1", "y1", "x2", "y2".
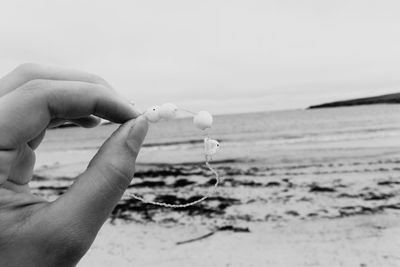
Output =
[
  {"x1": 82, "y1": 82, "x2": 105, "y2": 93},
  {"x1": 19, "y1": 79, "x2": 51, "y2": 93},
  {"x1": 94, "y1": 83, "x2": 112, "y2": 94},
  {"x1": 126, "y1": 137, "x2": 141, "y2": 157},
  {"x1": 86, "y1": 83, "x2": 115, "y2": 101},
  {"x1": 106, "y1": 161, "x2": 132, "y2": 188},
  {"x1": 14, "y1": 63, "x2": 39, "y2": 78},
  {"x1": 87, "y1": 74, "x2": 111, "y2": 88}
]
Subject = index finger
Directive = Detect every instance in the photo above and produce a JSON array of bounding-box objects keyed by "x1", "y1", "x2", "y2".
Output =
[
  {"x1": 0, "y1": 79, "x2": 141, "y2": 149},
  {"x1": 0, "y1": 63, "x2": 113, "y2": 97}
]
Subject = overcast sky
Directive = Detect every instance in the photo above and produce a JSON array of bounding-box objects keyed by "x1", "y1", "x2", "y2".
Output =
[{"x1": 0, "y1": 0, "x2": 400, "y2": 114}]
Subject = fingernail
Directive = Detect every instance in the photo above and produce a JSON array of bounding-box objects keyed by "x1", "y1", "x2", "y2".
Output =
[
  {"x1": 128, "y1": 116, "x2": 148, "y2": 150},
  {"x1": 132, "y1": 106, "x2": 144, "y2": 117},
  {"x1": 129, "y1": 100, "x2": 144, "y2": 115}
]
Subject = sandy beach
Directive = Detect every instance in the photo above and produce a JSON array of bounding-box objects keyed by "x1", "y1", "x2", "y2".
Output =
[
  {"x1": 31, "y1": 105, "x2": 400, "y2": 266},
  {"x1": 78, "y1": 213, "x2": 400, "y2": 267}
]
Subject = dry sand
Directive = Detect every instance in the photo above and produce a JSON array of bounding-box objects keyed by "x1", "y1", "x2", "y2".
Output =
[{"x1": 79, "y1": 213, "x2": 400, "y2": 267}]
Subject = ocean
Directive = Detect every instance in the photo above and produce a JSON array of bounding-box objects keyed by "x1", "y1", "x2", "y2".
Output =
[{"x1": 38, "y1": 104, "x2": 400, "y2": 168}]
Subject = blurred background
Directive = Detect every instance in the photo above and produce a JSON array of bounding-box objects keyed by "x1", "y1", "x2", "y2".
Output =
[{"x1": 2, "y1": 1, "x2": 400, "y2": 266}]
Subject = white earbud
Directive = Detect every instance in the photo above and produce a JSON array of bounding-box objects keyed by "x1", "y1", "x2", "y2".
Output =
[
  {"x1": 204, "y1": 138, "x2": 220, "y2": 156},
  {"x1": 159, "y1": 103, "x2": 178, "y2": 120},
  {"x1": 129, "y1": 104, "x2": 220, "y2": 208},
  {"x1": 144, "y1": 105, "x2": 161, "y2": 123},
  {"x1": 144, "y1": 104, "x2": 214, "y2": 130},
  {"x1": 193, "y1": 111, "x2": 213, "y2": 130}
]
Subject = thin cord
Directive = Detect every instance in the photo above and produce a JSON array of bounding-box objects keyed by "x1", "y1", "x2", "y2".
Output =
[
  {"x1": 125, "y1": 159, "x2": 220, "y2": 208},
  {"x1": 127, "y1": 105, "x2": 218, "y2": 208},
  {"x1": 179, "y1": 108, "x2": 197, "y2": 115}
]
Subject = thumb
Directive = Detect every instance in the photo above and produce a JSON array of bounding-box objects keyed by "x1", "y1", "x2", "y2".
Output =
[{"x1": 52, "y1": 115, "x2": 148, "y2": 232}]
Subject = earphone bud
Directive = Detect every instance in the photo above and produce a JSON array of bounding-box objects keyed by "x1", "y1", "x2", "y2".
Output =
[
  {"x1": 193, "y1": 111, "x2": 213, "y2": 130},
  {"x1": 144, "y1": 103, "x2": 215, "y2": 131},
  {"x1": 159, "y1": 103, "x2": 178, "y2": 120},
  {"x1": 145, "y1": 105, "x2": 161, "y2": 122},
  {"x1": 204, "y1": 138, "x2": 220, "y2": 157},
  {"x1": 130, "y1": 103, "x2": 221, "y2": 208}
]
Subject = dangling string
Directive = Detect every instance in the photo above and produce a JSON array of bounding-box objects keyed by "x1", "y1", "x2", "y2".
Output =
[{"x1": 126, "y1": 159, "x2": 220, "y2": 208}]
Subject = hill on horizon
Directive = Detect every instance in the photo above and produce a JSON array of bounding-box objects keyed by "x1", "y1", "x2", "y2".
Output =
[{"x1": 309, "y1": 93, "x2": 400, "y2": 109}]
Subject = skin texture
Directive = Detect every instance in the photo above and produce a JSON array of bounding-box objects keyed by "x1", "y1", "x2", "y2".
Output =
[{"x1": 0, "y1": 63, "x2": 149, "y2": 267}]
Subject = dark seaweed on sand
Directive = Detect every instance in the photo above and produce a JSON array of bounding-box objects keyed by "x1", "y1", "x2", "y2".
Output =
[
  {"x1": 111, "y1": 195, "x2": 241, "y2": 222},
  {"x1": 32, "y1": 158, "x2": 400, "y2": 225}
]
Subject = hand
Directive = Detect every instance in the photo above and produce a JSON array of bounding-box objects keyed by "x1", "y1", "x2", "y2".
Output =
[{"x1": 0, "y1": 63, "x2": 148, "y2": 267}]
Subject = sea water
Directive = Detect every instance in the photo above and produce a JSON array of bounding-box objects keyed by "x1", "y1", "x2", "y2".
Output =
[{"x1": 40, "y1": 104, "x2": 400, "y2": 167}]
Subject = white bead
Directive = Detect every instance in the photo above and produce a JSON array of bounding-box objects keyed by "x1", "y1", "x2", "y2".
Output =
[
  {"x1": 193, "y1": 111, "x2": 213, "y2": 130},
  {"x1": 204, "y1": 138, "x2": 220, "y2": 156},
  {"x1": 144, "y1": 106, "x2": 161, "y2": 123},
  {"x1": 159, "y1": 103, "x2": 178, "y2": 120}
]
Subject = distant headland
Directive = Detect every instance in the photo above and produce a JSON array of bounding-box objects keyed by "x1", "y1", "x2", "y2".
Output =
[{"x1": 308, "y1": 93, "x2": 400, "y2": 109}]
